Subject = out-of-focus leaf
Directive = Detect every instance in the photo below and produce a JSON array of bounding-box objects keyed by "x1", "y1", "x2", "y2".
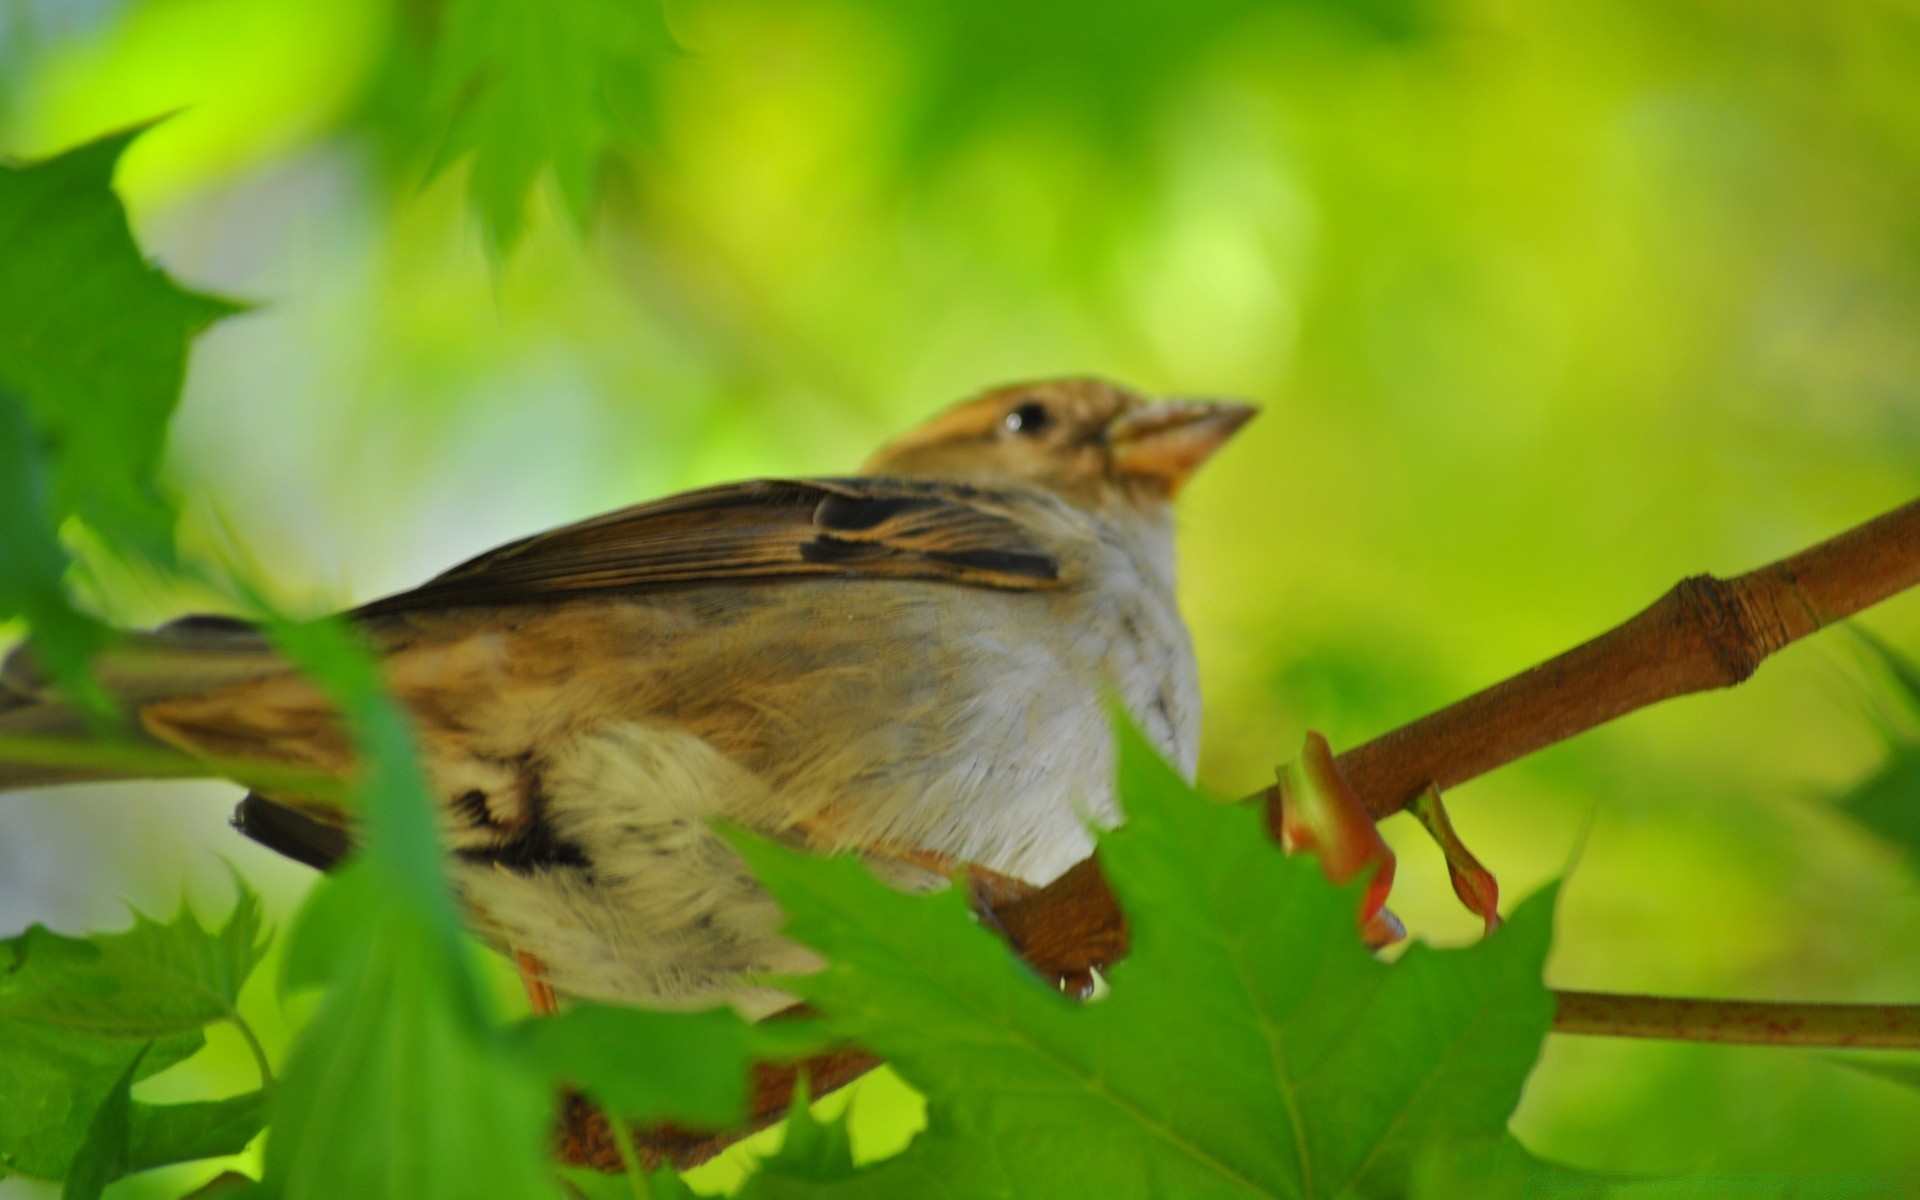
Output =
[
  {"x1": 255, "y1": 617, "x2": 553, "y2": 1200},
  {"x1": 0, "y1": 126, "x2": 239, "y2": 707},
  {"x1": 563, "y1": 1164, "x2": 700, "y2": 1200},
  {"x1": 1838, "y1": 747, "x2": 1920, "y2": 858},
  {"x1": 0, "y1": 882, "x2": 266, "y2": 1040},
  {"x1": 1838, "y1": 634, "x2": 1920, "y2": 857},
  {"x1": 871, "y1": 0, "x2": 1426, "y2": 167},
  {"x1": 421, "y1": 0, "x2": 674, "y2": 251},
  {"x1": 61, "y1": 1042, "x2": 144, "y2": 1200},
  {"x1": 510, "y1": 1003, "x2": 829, "y2": 1131},
  {"x1": 0, "y1": 387, "x2": 108, "y2": 707},
  {"x1": 1832, "y1": 1057, "x2": 1920, "y2": 1091},
  {"x1": 262, "y1": 870, "x2": 554, "y2": 1200},
  {"x1": 759, "y1": 1083, "x2": 857, "y2": 1185},
  {"x1": 729, "y1": 717, "x2": 1557, "y2": 1199}
]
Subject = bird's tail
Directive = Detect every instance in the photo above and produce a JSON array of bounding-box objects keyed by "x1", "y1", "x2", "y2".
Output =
[{"x1": 0, "y1": 616, "x2": 285, "y2": 790}]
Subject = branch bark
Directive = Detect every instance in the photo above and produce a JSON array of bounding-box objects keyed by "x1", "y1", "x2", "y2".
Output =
[
  {"x1": 580, "y1": 494, "x2": 1920, "y2": 1171},
  {"x1": 1553, "y1": 991, "x2": 1920, "y2": 1049},
  {"x1": 999, "y1": 495, "x2": 1920, "y2": 980}
]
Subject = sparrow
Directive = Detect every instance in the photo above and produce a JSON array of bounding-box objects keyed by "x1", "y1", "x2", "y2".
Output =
[{"x1": 0, "y1": 378, "x2": 1255, "y2": 1016}]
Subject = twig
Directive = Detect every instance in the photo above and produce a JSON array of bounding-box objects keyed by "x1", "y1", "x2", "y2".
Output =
[
  {"x1": 601, "y1": 991, "x2": 1920, "y2": 1170},
  {"x1": 998, "y1": 495, "x2": 1920, "y2": 980},
  {"x1": 0, "y1": 733, "x2": 350, "y2": 803},
  {"x1": 1553, "y1": 992, "x2": 1920, "y2": 1049},
  {"x1": 598, "y1": 495, "x2": 1920, "y2": 1170}
]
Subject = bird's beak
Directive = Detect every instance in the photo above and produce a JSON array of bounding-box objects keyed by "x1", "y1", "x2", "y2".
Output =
[{"x1": 1107, "y1": 399, "x2": 1258, "y2": 496}]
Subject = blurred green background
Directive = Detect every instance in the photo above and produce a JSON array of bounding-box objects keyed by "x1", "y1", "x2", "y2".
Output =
[{"x1": 4, "y1": 0, "x2": 1920, "y2": 1192}]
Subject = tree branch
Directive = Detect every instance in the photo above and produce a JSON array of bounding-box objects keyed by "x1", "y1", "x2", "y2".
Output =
[
  {"x1": 571, "y1": 495, "x2": 1920, "y2": 1171},
  {"x1": 1553, "y1": 991, "x2": 1920, "y2": 1049},
  {"x1": 999, "y1": 495, "x2": 1920, "y2": 980}
]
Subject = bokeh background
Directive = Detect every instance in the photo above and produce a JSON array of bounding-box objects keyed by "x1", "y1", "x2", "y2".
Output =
[{"x1": 4, "y1": 0, "x2": 1920, "y2": 1192}]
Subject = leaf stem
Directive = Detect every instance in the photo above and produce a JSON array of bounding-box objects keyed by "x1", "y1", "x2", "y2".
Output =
[
  {"x1": 0, "y1": 733, "x2": 349, "y2": 802},
  {"x1": 230, "y1": 1012, "x2": 275, "y2": 1092},
  {"x1": 1553, "y1": 990, "x2": 1920, "y2": 1048}
]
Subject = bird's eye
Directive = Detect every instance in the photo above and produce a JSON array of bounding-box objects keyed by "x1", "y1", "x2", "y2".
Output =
[{"x1": 1003, "y1": 401, "x2": 1053, "y2": 436}]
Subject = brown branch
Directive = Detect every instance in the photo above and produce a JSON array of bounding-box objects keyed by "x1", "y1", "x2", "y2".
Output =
[
  {"x1": 1000, "y1": 495, "x2": 1920, "y2": 980},
  {"x1": 571, "y1": 495, "x2": 1920, "y2": 1170},
  {"x1": 1553, "y1": 992, "x2": 1920, "y2": 1049}
]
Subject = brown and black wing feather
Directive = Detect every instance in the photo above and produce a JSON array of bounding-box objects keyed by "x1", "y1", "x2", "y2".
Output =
[
  {"x1": 354, "y1": 477, "x2": 1066, "y2": 616},
  {"x1": 236, "y1": 477, "x2": 1067, "y2": 872}
]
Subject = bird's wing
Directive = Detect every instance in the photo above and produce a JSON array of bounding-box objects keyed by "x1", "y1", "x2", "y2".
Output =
[{"x1": 355, "y1": 477, "x2": 1069, "y2": 616}]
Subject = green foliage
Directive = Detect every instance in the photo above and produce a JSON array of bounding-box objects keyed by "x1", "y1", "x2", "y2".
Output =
[
  {"x1": 62, "y1": 1042, "x2": 143, "y2": 1200},
  {"x1": 1838, "y1": 633, "x2": 1920, "y2": 857},
  {"x1": 753, "y1": 1084, "x2": 860, "y2": 1186},
  {"x1": 0, "y1": 879, "x2": 266, "y2": 1040},
  {"x1": 6, "y1": 0, "x2": 1920, "y2": 1189},
  {"x1": 1832, "y1": 1058, "x2": 1920, "y2": 1092},
  {"x1": 871, "y1": 0, "x2": 1425, "y2": 168},
  {"x1": 0, "y1": 126, "x2": 238, "y2": 707},
  {"x1": 418, "y1": 0, "x2": 673, "y2": 252},
  {"x1": 509, "y1": 1003, "x2": 828, "y2": 1132},
  {"x1": 727, "y1": 722, "x2": 1559, "y2": 1199},
  {"x1": 254, "y1": 617, "x2": 555, "y2": 1200},
  {"x1": 265, "y1": 867, "x2": 556, "y2": 1200},
  {"x1": 0, "y1": 884, "x2": 270, "y2": 1186}
]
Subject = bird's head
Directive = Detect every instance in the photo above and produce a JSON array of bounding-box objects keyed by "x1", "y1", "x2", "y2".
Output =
[{"x1": 862, "y1": 378, "x2": 1257, "y2": 511}]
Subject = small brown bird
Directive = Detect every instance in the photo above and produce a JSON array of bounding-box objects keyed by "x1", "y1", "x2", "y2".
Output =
[{"x1": 0, "y1": 378, "x2": 1253, "y2": 1015}]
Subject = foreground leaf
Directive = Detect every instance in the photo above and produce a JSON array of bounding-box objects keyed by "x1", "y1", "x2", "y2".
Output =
[
  {"x1": 61, "y1": 1043, "x2": 145, "y2": 1200},
  {"x1": 0, "y1": 883, "x2": 266, "y2": 1040},
  {"x1": 125, "y1": 1090, "x2": 270, "y2": 1175},
  {"x1": 258, "y1": 619, "x2": 552, "y2": 1200},
  {"x1": 0, "y1": 1021, "x2": 200, "y2": 1179},
  {"x1": 731, "y1": 720, "x2": 1557, "y2": 1199},
  {"x1": 0, "y1": 127, "x2": 239, "y2": 703},
  {"x1": 265, "y1": 870, "x2": 554, "y2": 1200},
  {"x1": 511, "y1": 1003, "x2": 829, "y2": 1131},
  {"x1": 0, "y1": 882, "x2": 269, "y2": 1183}
]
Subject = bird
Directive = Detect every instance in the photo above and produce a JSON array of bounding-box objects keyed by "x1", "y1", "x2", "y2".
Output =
[{"x1": 0, "y1": 378, "x2": 1254, "y2": 1017}]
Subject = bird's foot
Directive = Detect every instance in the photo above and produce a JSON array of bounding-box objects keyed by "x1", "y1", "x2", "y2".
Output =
[{"x1": 514, "y1": 948, "x2": 559, "y2": 1016}]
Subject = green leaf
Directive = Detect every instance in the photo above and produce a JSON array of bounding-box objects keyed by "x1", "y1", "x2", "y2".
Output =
[
  {"x1": 0, "y1": 127, "x2": 240, "y2": 706},
  {"x1": 761, "y1": 1083, "x2": 858, "y2": 1185},
  {"x1": 1410, "y1": 1133, "x2": 1586, "y2": 1200},
  {"x1": 62, "y1": 1042, "x2": 145, "y2": 1200},
  {"x1": 511, "y1": 1003, "x2": 826, "y2": 1131},
  {"x1": 0, "y1": 880, "x2": 268, "y2": 1183},
  {"x1": 729, "y1": 718, "x2": 1557, "y2": 1200},
  {"x1": 1838, "y1": 633, "x2": 1920, "y2": 857},
  {"x1": 254, "y1": 619, "x2": 554, "y2": 1200},
  {"x1": 0, "y1": 1020, "x2": 201, "y2": 1179},
  {"x1": 125, "y1": 1090, "x2": 269, "y2": 1174},
  {"x1": 1838, "y1": 746, "x2": 1920, "y2": 857},
  {"x1": 422, "y1": 0, "x2": 674, "y2": 251},
  {"x1": 559, "y1": 1165, "x2": 698, "y2": 1200},
  {"x1": 261, "y1": 870, "x2": 555, "y2": 1200},
  {"x1": 0, "y1": 881, "x2": 267, "y2": 1040},
  {"x1": 1831, "y1": 1057, "x2": 1920, "y2": 1091},
  {"x1": 870, "y1": 0, "x2": 1426, "y2": 170},
  {"x1": 0, "y1": 387, "x2": 109, "y2": 708}
]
